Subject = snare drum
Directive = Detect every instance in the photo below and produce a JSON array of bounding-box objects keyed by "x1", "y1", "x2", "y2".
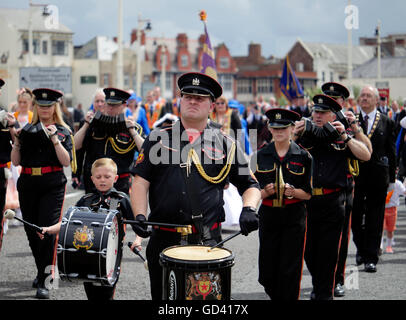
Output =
[
  {"x1": 159, "y1": 245, "x2": 235, "y2": 300},
  {"x1": 57, "y1": 207, "x2": 123, "y2": 286}
]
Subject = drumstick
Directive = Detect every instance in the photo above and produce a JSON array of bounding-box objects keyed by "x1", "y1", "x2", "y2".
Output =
[
  {"x1": 122, "y1": 220, "x2": 190, "y2": 229},
  {"x1": 4, "y1": 209, "x2": 44, "y2": 234},
  {"x1": 127, "y1": 242, "x2": 148, "y2": 270},
  {"x1": 208, "y1": 231, "x2": 242, "y2": 251}
]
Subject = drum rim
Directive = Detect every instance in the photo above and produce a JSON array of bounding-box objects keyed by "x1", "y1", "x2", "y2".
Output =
[{"x1": 160, "y1": 244, "x2": 235, "y2": 265}]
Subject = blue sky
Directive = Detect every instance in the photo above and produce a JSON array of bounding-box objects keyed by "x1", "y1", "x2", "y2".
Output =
[{"x1": 1, "y1": 0, "x2": 405, "y2": 57}]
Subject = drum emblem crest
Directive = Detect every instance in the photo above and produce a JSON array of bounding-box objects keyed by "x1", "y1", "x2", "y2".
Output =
[
  {"x1": 73, "y1": 225, "x2": 94, "y2": 250},
  {"x1": 197, "y1": 280, "x2": 211, "y2": 295},
  {"x1": 186, "y1": 272, "x2": 221, "y2": 300}
]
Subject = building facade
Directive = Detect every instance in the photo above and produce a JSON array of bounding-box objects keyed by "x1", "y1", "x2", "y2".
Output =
[
  {"x1": 234, "y1": 43, "x2": 317, "y2": 106},
  {"x1": 0, "y1": 6, "x2": 74, "y2": 109}
]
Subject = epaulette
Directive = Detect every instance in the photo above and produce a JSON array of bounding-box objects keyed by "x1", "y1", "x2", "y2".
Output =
[{"x1": 83, "y1": 193, "x2": 95, "y2": 199}]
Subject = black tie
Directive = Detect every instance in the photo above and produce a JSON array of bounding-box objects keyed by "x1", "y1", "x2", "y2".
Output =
[{"x1": 362, "y1": 115, "x2": 369, "y2": 134}]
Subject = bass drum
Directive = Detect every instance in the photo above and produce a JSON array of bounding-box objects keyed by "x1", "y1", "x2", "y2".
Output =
[
  {"x1": 57, "y1": 206, "x2": 123, "y2": 286},
  {"x1": 160, "y1": 245, "x2": 235, "y2": 300}
]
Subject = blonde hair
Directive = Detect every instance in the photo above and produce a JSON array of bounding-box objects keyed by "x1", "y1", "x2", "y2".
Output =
[
  {"x1": 91, "y1": 158, "x2": 118, "y2": 175},
  {"x1": 17, "y1": 87, "x2": 33, "y2": 101},
  {"x1": 215, "y1": 96, "x2": 229, "y2": 110},
  {"x1": 32, "y1": 100, "x2": 72, "y2": 133}
]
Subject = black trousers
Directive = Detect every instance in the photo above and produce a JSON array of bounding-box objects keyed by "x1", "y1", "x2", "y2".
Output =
[
  {"x1": 146, "y1": 228, "x2": 222, "y2": 300},
  {"x1": 0, "y1": 178, "x2": 6, "y2": 253},
  {"x1": 258, "y1": 202, "x2": 307, "y2": 300},
  {"x1": 17, "y1": 172, "x2": 66, "y2": 286},
  {"x1": 352, "y1": 176, "x2": 388, "y2": 264},
  {"x1": 335, "y1": 178, "x2": 354, "y2": 285},
  {"x1": 83, "y1": 282, "x2": 116, "y2": 300},
  {"x1": 305, "y1": 191, "x2": 345, "y2": 300}
]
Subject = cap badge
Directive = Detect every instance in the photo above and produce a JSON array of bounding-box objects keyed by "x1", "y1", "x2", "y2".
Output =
[
  {"x1": 192, "y1": 78, "x2": 200, "y2": 86},
  {"x1": 111, "y1": 91, "x2": 115, "y2": 97},
  {"x1": 330, "y1": 86, "x2": 335, "y2": 91},
  {"x1": 42, "y1": 93, "x2": 47, "y2": 99},
  {"x1": 318, "y1": 98, "x2": 323, "y2": 104},
  {"x1": 275, "y1": 113, "x2": 282, "y2": 120}
]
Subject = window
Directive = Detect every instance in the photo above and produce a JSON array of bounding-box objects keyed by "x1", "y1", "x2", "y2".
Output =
[
  {"x1": 22, "y1": 39, "x2": 29, "y2": 52},
  {"x1": 42, "y1": 41, "x2": 48, "y2": 55},
  {"x1": 103, "y1": 74, "x2": 110, "y2": 87},
  {"x1": 180, "y1": 54, "x2": 188, "y2": 67},
  {"x1": 33, "y1": 39, "x2": 40, "y2": 55},
  {"x1": 322, "y1": 71, "x2": 325, "y2": 83},
  {"x1": 257, "y1": 78, "x2": 273, "y2": 93},
  {"x1": 156, "y1": 74, "x2": 172, "y2": 90},
  {"x1": 80, "y1": 76, "x2": 97, "y2": 84},
  {"x1": 124, "y1": 74, "x2": 130, "y2": 87},
  {"x1": 52, "y1": 40, "x2": 67, "y2": 56},
  {"x1": 237, "y1": 79, "x2": 252, "y2": 94},
  {"x1": 296, "y1": 62, "x2": 304, "y2": 72},
  {"x1": 219, "y1": 57, "x2": 230, "y2": 69},
  {"x1": 22, "y1": 39, "x2": 40, "y2": 54},
  {"x1": 218, "y1": 74, "x2": 233, "y2": 91}
]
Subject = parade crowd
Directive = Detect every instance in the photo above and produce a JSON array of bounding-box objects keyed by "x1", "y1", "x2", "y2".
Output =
[{"x1": 0, "y1": 73, "x2": 403, "y2": 300}]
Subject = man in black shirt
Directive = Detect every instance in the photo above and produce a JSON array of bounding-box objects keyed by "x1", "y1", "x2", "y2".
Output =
[{"x1": 130, "y1": 72, "x2": 261, "y2": 300}]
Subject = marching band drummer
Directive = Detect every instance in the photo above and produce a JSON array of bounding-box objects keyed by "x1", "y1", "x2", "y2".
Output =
[
  {"x1": 130, "y1": 72, "x2": 261, "y2": 300},
  {"x1": 74, "y1": 88, "x2": 144, "y2": 194},
  {"x1": 255, "y1": 108, "x2": 312, "y2": 300},
  {"x1": 10, "y1": 88, "x2": 75, "y2": 299},
  {"x1": 39, "y1": 158, "x2": 140, "y2": 300}
]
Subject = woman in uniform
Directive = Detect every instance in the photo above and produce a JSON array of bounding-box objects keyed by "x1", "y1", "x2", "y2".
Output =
[
  {"x1": 10, "y1": 88, "x2": 75, "y2": 299},
  {"x1": 255, "y1": 108, "x2": 312, "y2": 300}
]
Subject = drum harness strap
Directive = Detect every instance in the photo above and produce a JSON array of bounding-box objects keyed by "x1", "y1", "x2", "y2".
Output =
[{"x1": 181, "y1": 165, "x2": 207, "y2": 246}]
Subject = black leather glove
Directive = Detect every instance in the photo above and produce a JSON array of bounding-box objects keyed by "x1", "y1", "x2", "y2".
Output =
[
  {"x1": 132, "y1": 214, "x2": 152, "y2": 238},
  {"x1": 239, "y1": 207, "x2": 259, "y2": 236}
]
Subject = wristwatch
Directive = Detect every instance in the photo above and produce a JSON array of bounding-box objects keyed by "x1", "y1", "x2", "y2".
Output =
[{"x1": 343, "y1": 135, "x2": 352, "y2": 144}]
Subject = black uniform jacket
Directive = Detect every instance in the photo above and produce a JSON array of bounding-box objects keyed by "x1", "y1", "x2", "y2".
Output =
[
  {"x1": 19, "y1": 123, "x2": 73, "y2": 167},
  {"x1": 298, "y1": 128, "x2": 358, "y2": 189},
  {"x1": 82, "y1": 122, "x2": 141, "y2": 175},
  {"x1": 255, "y1": 141, "x2": 313, "y2": 200},
  {"x1": 357, "y1": 111, "x2": 396, "y2": 184},
  {"x1": 0, "y1": 124, "x2": 12, "y2": 165},
  {"x1": 76, "y1": 187, "x2": 137, "y2": 234},
  {"x1": 131, "y1": 120, "x2": 259, "y2": 227}
]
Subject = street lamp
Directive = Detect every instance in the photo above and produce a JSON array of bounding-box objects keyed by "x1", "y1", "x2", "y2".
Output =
[
  {"x1": 376, "y1": 20, "x2": 382, "y2": 80},
  {"x1": 116, "y1": 0, "x2": 123, "y2": 88},
  {"x1": 160, "y1": 36, "x2": 167, "y2": 100},
  {"x1": 135, "y1": 15, "x2": 151, "y2": 98},
  {"x1": 28, "y1": 0, "x2": 50, "y2": 67}
]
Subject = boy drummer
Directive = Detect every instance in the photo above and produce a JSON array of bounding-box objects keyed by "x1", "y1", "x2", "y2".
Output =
[{"x1": 39, "y1": 158, "x2": 144, "y2": 299}]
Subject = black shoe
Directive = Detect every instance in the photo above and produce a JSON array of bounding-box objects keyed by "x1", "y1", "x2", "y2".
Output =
[
  {"x1": 35, "y1": 287, "x2": 49, "y2": 299},
  {"x1": 364, "y1": 263, "x2": 377, "y2": 273},
  {"x1": 355, "y1": 253, "x2": 364, "y2": 266},
  {"x1": 32, "y1": 277, "x2": 39, "y2": 289},
  {"x1": 334, "y1": 283, "x2": 345, "y2": 297}
]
